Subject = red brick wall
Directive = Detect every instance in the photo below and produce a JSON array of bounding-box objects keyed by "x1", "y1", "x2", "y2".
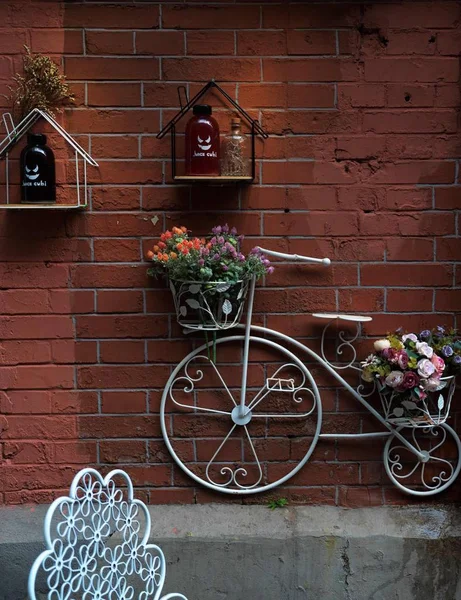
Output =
[{"x1": 0, "y1": 0, "x2": 460, "y2": 507}]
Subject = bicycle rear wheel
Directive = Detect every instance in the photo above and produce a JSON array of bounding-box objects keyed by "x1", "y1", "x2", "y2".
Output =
[{"x1": 160, "y1": 335, "x2": 322, "y2": 495}]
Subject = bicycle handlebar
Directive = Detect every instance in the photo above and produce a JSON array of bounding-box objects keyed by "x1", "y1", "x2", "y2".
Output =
[{"x1": 255, "y1": 247, "x2": 331, "y2": 266}]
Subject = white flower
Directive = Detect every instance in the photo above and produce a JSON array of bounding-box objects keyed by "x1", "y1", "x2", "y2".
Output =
[
  {"x1": 385, "y1": 371, "x2": 404, "y2": 388},
  {"x1": 415, "y1": 341, "x2": 434, "y2": 359},
  {"x1": 374, "y1": 339, "x2": 391, "y2": 351},
  {"x1": 402, "y1": 333, "x2": 418, "y2": 343},
  {"x1": 417, "y1": 358, "x2": 436, "y2": 378}
]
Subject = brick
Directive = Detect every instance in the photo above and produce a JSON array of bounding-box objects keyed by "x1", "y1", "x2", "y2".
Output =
[
  {"x1": 65, "y1": 57, "x2": 159, "y2": 81},
  {"x1": 435, "y1": 187, "x2": 461, "y2": 210},
  {"x1": 387, "y1": 289, "x2": 433, "y2": 313},
  {"x1": 76, "y1": 316, "x2": 167, "y2": 339},
  {"x1": 287, "y1": 30, "x2": 336, "y2": 55},
  {"x1": 363, "y1": 111, "x2": 457, "y2": 134},
  {"x1": 363, "y1": 2, "x2": 460, "y2": 29},
  {"x1": 92, "y1": 187, "x2": 141, "y2": 211},
  {"x1": 287, "y1": 84, "x2": 335, "y2": 108},
  {"x1": 53, "y1": 442, "x2": 97, "y2": 465},
  {"x1": 65, "y1": 109, "x2": 160, "y2": 134},
  {"x1": 386, "y1": 238, "x2": 434, "y2": 261},
  {"x1": 70, "y1": 265, "x2": 148, "y2": 288},
  {"x1": 262, "y1": 161, "x2": 356, "y2": 185},
  {"x1": 163, "y1": 5, "x2": 260, "y2": 29},
  {"x1": 0, "y1": 391, "x2": 51, "y2": 414},
  {"x1": 263, "y1": 58, "x2": 359, "y2": 82},
  {"x1": 143, "y1": 82, "x2": 181, "y2": 107},
  {"x1": 0, "y1": 341, "x2": 51, "y2": 365},
  {"x1": 0, "y1": 264, "x2": 68, "y2": 288},
  {"x1": 437, "y1": 239, "x2": 461, "y2": 261},
  {"x1": 188, "y1": 31, "x2": 234, "y2": 55},
  {"x1": 365, "y1": 58, "x2": 459, "y2": 83},
  {"x1": 386, "y1": 84, "x2": 434, "y2": 108},
  {"x1": 51, "y1": 391, "x2": 98, "y2": 414},
  {"x1": 435, "y1": 85, "x2": 461, "y2": 108},
  {"x1": 264, "y1": 212, "x2": 359, "y2": 237},
  {"x1": 100, "y1": 340, "x2": 145, "y2": 364},
  {"x1": 338, "y1": 487, "x2": 383, "y2": 508},
  {"x1": 435, "y1": 290, "x2": 461, "y2": 312},
  {"x1": 98, "y1": 290, "x2": 143, "y2": 314},
  {"x1": 0, "y1": 316, "x2": 73, "y2": 340},
  {"x1": 3, "y1": 441, "x2": 50, "y2": 464},
  {"x1": 30, "y1": 28, "x2": 83, "y2": 54},
  {"x1": 65, "y1": 4, "x2": 159, "y2": 29},
  {"x1": 366, "y1": 161, "x2": 455, "y2": 185},
  {"x1": 137, "y1": 31, "x2": 184, "y2": 55},
  {"x1": 49, "y1": 290, "x2": 95, "y2": 315},
  {"x1": 0, "y1": 290, "x2": 49, "y2": 315},
  {"x1": 338, "y1": 84, "x2": 385, "y2": 108},
  {"x1": 100, "y1": 440, "x2": 147, "y2": 463},
  {"x1": 87, "y1": 83, "x2": 141, "y2": 107},
  {"x1": 101, "y1": 391, "x2": 147, "y2": 414},
  {"x1": 93, "y1": 238, "x2": 141, "y2": 262},
  {"x1": 163, "y1": 58, "x2": 260, "y2": 82},
  {"x1": 78, "y1": 415, "x2": 160, "y2": 438},
  {"x1": 385, "y1": 31, "x2": 437, "y2": 56},
  {"x1": 339, "y1": 289, "x2": 384, "y2": 313},
  {"x1": 238, "y1": 31, "x2": 286, "y2": 56},
  {"x1": 86, "y1": 31, "x2": 133, "y2": 55},
  {"x1": 361, "y1": 264, "x2": 453, "y2": 287},
  {"x1": 67, "y1": 213, "x2": 160, "y2": 237},
  {"x1": 263, "y1": 4, "x2": 361, "y2": 28},
  {"x1": 91, "y1": 136, "x2": 139, "y2": 159},
  {"x1": 438, "y1": 31, "x2": 461, "y2": 55},
  {"x1": 0, "y1": 366, "x2": 74, "y2": 390}
]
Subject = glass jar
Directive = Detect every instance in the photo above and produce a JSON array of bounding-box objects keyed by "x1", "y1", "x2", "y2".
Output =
[{"x1": 221, "y1": 117, "x2": 250, "y2": 177}]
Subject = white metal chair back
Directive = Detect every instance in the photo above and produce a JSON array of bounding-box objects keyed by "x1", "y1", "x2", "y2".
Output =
[{"x1": 28, "y1": 468, "x2": 188, "y2": 600}]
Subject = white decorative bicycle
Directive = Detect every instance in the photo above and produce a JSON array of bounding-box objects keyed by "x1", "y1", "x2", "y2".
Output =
[{"x1": 160, "y1": 249, "x2": 461, "y2": 497}]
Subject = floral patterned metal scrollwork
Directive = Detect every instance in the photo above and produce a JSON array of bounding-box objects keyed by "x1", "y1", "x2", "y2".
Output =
[{"x1": 28, "y1": 468, "x2": 188, "y2": 600}]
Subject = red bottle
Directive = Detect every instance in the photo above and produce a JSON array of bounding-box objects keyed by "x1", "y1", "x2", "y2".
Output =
[{"x1": 185, "y1": 105, "x2": 220, "y2": 176}]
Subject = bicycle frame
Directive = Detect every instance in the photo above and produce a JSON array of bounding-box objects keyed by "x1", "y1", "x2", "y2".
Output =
[{"x1": 238, "y1": 247, "x2": 427, "y2": 462}]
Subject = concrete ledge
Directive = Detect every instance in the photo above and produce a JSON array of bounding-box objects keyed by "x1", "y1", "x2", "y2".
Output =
[{"x1": 2, "y1": 504, "x2": 461, "y2": 599}]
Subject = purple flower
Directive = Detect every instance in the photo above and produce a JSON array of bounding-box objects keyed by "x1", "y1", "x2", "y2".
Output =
[
  {"x1": 198, "y1": 259, "x2": 205, "y2": 266},
  {"x1": 420, "y1": 330, "x2": 431, "y2": 339},
  {"x1": 217, "y1": 236, "x2": 224, "y2": 245},
  {"x1": 267, "y1": 266, "x2": 274, "y2": 274},
  {"x1": 397, "y1": 351, "x2": 409, "y2": 370},
  {"x1": 210, "y1": 236, "x2": 217, "y2": 246},
  {"x1": 453, "y1": 355, "x2": 461, "y2": 365},
  {"x1": 222, "y1": 265, "x2": 229, "y2": 271},
  {"x1": 442, "y1": 345, "x2": 453, "y2": 357},
  {"x1": 212, "y1": 226, "x2": 222, "y2": 235},
  {"x1": 237, "y1": 253, "x2": 245, "y2": 262},
  {"x1": 222, "y1": 224, "x2": 229, "y2": 233},
  {"x1": 231, "y1": 227, "x2": 237, "y2": 235},
  {"x1": 213, "y1": 253, "x2": 220, "y2": 261}
]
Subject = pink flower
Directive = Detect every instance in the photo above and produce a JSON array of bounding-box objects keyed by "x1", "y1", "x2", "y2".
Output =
[
  {"x1": 397, "y1": 351, "x2": 409, "y2": 370},
  {"x1": 400, "y1": 371, "x2": 420, "y2": 390},
  {"x1": 385, "y1": 371, "x2": 404, "y2": 389},
  {"x1": 417, "y1": 358, "x2": 436, "y2": 379},
  {"x1": 383, "y1": 348, "x2": 398, "y2": 363},
  {"x1": 431, "y1": 354, "x2": 445, "y2": 374}
]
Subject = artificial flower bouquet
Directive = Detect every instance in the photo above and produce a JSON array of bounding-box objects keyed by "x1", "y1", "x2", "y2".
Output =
[
  {"x1": 361, "y1": 327, "x2": 460, "y2": 425},
  {"x1": 146, "y1": 225, "x2": 273, "y2": 330}
]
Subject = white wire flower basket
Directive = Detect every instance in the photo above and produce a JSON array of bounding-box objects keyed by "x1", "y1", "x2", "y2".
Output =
[
  {"x1": 169, "y1": 278, "x2": 250, "y2": 331},
  {"x1": 378, "y1": 375, "x2": 456, "y2": 428}
]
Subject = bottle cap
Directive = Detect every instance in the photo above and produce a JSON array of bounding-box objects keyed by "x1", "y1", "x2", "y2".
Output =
[
  {"x1": 193, "y1": 104, "x2": 212, "y2": 115},
  {"x1": 27, "y1": 133, "x2": 47, "y2": 145}
]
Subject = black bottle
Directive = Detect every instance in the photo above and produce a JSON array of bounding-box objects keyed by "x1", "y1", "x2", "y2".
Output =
[{"x1": 20, "y1": 133, "x2": 56, "y2": 203}]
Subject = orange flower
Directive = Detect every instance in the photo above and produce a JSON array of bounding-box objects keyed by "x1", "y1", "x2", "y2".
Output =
[
  {"x1": 153, "y1": 245, "x2": 159, "y2": 253},
  {"x1": 158, "y1": 241, "x2": 166, "y2": 249},
  {"x1": 172, "y1": 226, "x2": 183, "y2": 235},
  {"x1": 170, "y1": 251, "x2": 178, "y2": 259},
  {"x1": 162, "y1": 253, "x2": 169, "y2": 261},
  {"x1": 146, "y1": 250, "x2": 154, "y2": 259},
  {"x1": 176, "y1": 242, "x2": 183, "y2": 250},
  {"x1": 181, "y1": 247, "x2": 190, "y2": 255},
  {"x1": 157, "y1": 252, "x2": 163, "y2": 260},
  {"x1": 181, "y1": 226, "x2": 187, "y2": 233}
]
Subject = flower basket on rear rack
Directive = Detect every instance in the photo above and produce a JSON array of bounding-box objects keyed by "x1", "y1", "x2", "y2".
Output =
[
  {"x1": 169, "y1": 278, "x2": 250, "y2": 331},
  {"x1": 378, "y1": 375, "x2": 456, "y2": 428}
]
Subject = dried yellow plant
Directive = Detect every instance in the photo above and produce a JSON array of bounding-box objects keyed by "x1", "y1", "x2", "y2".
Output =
[{"x1": 8, "y1": 46, "x2": 74, "y2": 121}]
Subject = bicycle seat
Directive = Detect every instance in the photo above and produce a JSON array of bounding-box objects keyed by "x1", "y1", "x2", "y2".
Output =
[{"x1": 312, "y1": 313, "x2": 372, "y2": 322}]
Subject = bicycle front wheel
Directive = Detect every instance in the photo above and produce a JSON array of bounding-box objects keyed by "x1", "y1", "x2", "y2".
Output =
[{"x1": 160, "y1": 335, "x2": 322, "y2": 495}]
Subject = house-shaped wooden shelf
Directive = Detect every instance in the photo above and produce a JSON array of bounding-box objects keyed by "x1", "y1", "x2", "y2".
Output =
[
  {"x1": 0, "y1": 108, "x2": 98, "y2": 209},
  {"x1": 157, "y1": 80, "x2": 268, "y2": 183}
]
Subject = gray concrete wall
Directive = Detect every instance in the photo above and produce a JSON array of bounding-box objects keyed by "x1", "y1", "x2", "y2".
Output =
[{"x1": 1, "y1": 504, "x2": 461, "y2": 600}]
